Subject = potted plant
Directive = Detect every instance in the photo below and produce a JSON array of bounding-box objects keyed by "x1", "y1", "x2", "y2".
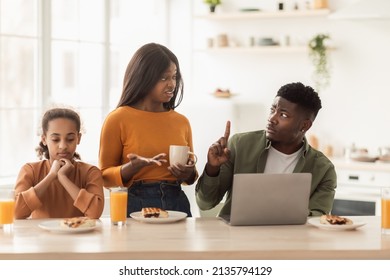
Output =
[
  {"x1": 308, "y1": 33, "x2": 331, "y2": 92},
  {"x1": 203, "y1": 0, "x2": 221, "y2": 13}
]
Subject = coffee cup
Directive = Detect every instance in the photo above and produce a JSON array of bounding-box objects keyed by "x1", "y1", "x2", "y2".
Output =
[{"x1": 169, "y1": 145, "x2": 198, "y2": 166}]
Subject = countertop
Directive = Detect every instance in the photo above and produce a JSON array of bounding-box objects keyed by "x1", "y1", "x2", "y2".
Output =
[
  {"x1": 331, "y1": 157, "x2": 390, "y2": 172},
  {"x1": 1, "y1": 216, "x2": 390, "y2": 260}
]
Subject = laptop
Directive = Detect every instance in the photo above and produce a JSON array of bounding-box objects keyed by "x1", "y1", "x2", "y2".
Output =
[{"x1": 220, "y1": 173, "x2": 312, "y2": 226}]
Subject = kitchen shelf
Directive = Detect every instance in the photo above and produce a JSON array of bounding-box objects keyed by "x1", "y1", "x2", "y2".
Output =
[
  {"x1": 195, "y1": 46, "x2": 335, "y2": 54},
  {"x1": 195, "y1": 46, "x2": 309, "y2": 54},
  {"x1": 191, "y1": 4, "x2": 334, "y2": 98},
  {"x1": 195, "y1": 9, "x2": 331, "y2": 20}
]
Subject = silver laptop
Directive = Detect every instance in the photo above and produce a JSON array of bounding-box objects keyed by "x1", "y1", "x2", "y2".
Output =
[{"x1": 221, "y1": 173, "x2": 312, "y2": 226}]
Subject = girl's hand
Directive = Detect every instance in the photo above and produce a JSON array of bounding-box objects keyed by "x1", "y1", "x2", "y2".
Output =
[
  {"x1": 48, "y1": 159, "x2": 64, "y2": 178},
  {"x1": 57, "y1": 158, "x2": 74, "y2": 177}
]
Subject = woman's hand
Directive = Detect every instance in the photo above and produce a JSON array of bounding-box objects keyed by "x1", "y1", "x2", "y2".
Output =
[
  {"x1": 127, "y1": 153, "x2": 167, "y2": 170},
  {"x1": 206, "y1": 121, "x2": 231, "y2": 176},
  {"x1": 168, "y1": 158, "x2": 196, "y2": 183},
  {"x1": 121, "y1": 153, "x2": 167, "y2": 184}
]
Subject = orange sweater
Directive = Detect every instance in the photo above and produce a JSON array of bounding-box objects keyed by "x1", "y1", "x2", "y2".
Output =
[
  {"x1": 14, "y1": 160, "x2": 104, "y2": 219},
  {"x1": 99, "y1": 106, "x2": 196, "y2": 187}
]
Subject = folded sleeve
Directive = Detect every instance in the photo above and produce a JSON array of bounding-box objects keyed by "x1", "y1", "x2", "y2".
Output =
[
  {"x1": 14, "y1": 164, "x2": 43, "y2": 219},
  {"x1": 73, "y1": 166, "x2": 105, "y2": 219}
]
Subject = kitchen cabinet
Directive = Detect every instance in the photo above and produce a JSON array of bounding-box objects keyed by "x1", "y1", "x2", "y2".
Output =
[{"x1": 331, "y1": 158, "x2": 390, "y2": 216}]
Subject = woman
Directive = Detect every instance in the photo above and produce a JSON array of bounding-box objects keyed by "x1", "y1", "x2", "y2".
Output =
[{"x1": 99, "y1": 43, "x2": 197, "y2": 217}]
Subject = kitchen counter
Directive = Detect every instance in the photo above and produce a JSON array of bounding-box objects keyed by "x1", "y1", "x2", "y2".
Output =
[
  {"x1": 1, "y1": 216, "x2": 390, "y2": 260},
  {"x1": 331, "y1": 158, "x2": 390, "y2": 172}
]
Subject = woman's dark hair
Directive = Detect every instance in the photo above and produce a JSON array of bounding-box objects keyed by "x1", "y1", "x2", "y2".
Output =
[
  {"x1": 117, "y1": 42, "x2": 183, "y2": 110},
  {"x1": 36, "y1": 108, "x2": 82, "y2": 160},
  {"x1": 276, "y1": 82, "x2": 322, "y2": 120}
]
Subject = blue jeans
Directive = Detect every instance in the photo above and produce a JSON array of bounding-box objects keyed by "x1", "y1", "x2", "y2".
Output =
[{"x1": 127, "y1": 181, "x2": 192, "y2": 217}]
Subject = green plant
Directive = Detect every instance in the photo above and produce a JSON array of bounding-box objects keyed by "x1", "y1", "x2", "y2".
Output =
[
  {"x1": 203, "y1": 0, "x2": 221, "y2": 6},
  {"x1": 308, "y1": 34, "x2": 331, "y2": 92}
]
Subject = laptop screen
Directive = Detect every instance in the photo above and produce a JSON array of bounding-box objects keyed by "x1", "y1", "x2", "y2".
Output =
[{"x1": 225, "y1": 173, "x2": 312, "y2": 226}]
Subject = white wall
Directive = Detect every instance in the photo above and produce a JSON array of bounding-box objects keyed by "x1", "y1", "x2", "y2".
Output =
[
  {"x1": 167, "y1": 0, "x2": 390, "y2": 216},
  {"x1": 171, "y1": 0, "x2": 390, "y2": 157}
]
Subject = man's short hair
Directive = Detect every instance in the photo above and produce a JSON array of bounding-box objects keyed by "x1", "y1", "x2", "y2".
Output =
[{"x1": 276, "y1": 82, "x2": 322, "y2": 120}]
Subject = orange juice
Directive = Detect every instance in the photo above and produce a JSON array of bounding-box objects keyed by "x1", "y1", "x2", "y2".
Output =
[
  {"x1": 0, "y1": 200, "x2": 15, "y2": 225},
  {"x1": 110, "y1": 190, "x2": 127, "y2": 225},
  {"x1": 381, "y1": 199, "x2": 390, "y2": 229}
]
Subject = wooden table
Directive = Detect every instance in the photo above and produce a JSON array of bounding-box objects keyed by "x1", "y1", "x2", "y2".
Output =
[{"x1": 1, "y1": 216, "x2": 390, "y2": 260}]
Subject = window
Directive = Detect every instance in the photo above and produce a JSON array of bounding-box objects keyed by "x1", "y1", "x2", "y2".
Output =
[
  {"x1": 0, "y1": 0, "x2": 168, "y2": 183},
  {"x1": 0, "y1": 0, "x2": 39, "y2": 179}
]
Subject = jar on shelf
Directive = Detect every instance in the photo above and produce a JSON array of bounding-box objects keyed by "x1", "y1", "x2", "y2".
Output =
[
  {"x1": 313, "y1": 0, "x2": 328, "y2": 9},
  {"x1": 216, "y1": 34, "x2": 229, "y2": 47}
]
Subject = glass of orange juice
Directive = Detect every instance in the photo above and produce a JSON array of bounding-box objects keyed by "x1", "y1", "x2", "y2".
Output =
[
  {"x1": 381, "y1": 187, "x2": 390, "y2": 235},
  {"x1": 0, "y1": 189, "x2": 15, "y2": 232},
  {"x1": 110, "y1": 187, "x2": 128, "y2": 226}
]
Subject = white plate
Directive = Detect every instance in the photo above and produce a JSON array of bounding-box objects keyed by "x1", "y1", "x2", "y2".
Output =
[
  {"x1": 307, "y1": 217, "x2": 366, "y2": 231},
  {"x1": 130, "y1": 210, "x2": 187, "y2": 224},
  {"x1": 38, "y1": 220, "x2": 99, "y2": 233}
]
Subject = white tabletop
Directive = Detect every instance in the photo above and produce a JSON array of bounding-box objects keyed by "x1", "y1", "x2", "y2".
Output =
[{"x1": 1, "y1": 216, "x2": 390, "y2": 260}]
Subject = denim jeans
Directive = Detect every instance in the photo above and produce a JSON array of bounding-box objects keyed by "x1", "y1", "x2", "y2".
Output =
[{"x1": 127, "y1": 181, "x2": 192, "y2": 217}]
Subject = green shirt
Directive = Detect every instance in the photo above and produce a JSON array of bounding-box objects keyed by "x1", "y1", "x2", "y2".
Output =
[{"x1": 195, "y1": 130, "x2": 337, "y2": 217}]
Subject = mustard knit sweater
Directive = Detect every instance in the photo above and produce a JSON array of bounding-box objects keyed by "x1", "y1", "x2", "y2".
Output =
[{"x1": 99, "y1": 106, "x2": 196, "y2": 187}]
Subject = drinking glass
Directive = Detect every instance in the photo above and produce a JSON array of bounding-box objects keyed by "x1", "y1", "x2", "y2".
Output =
[
  {"x1": 382, "y1": 187, "x2": 390, "y2": 235},
  {"x1": 0, "y1": 189, "x2": 15, "y2": 232},
  {"x1": 110, "y1": 187, "x2": 128, "y2": 226}
]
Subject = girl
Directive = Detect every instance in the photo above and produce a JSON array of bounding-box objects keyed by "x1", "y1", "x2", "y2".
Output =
[
  {"x1": 99, "y1": 43, "x2": 197, "y2": 217},
  {"x1": 14, "y1": 108, "x2": 104, "y2": 219}
]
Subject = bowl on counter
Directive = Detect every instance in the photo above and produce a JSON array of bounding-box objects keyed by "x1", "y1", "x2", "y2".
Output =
[
  {"x1": 349, "y1": 152, "x2": 378, "y2": 163},
  {"x1": 378, "y1": 155, "x2": 390, "y2": 163},
  {"x1": 378, "y1": 146, "x2": 390, "y2": 157}
]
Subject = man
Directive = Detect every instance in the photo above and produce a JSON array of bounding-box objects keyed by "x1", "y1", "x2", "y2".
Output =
[{"x1": 195, "y1": 82, "x2": 336, "y2": 217}]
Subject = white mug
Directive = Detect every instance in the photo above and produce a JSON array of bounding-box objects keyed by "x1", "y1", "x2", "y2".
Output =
[{"x1": 169, "y1": 145, "x2": 197, "y2": 166}]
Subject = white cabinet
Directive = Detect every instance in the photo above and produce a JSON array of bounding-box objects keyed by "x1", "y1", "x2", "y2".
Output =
[{"x1": 331, "y1": 159, "x2": 390, "y2": 216}]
